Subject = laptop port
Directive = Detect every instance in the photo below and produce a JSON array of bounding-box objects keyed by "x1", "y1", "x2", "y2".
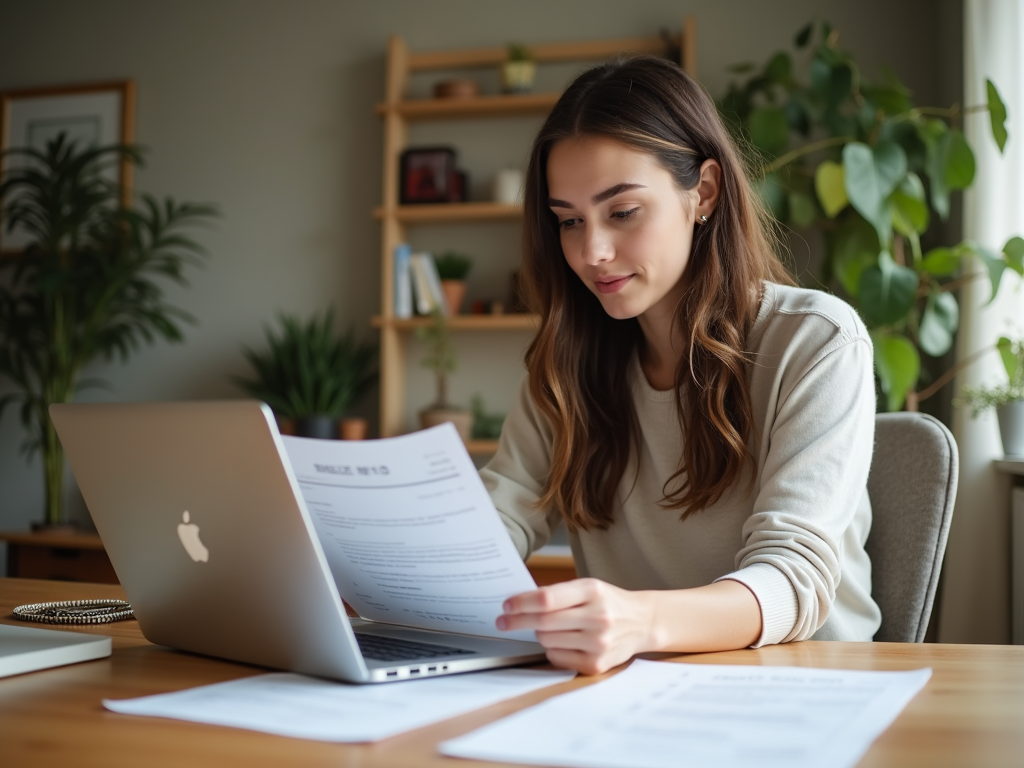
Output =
[
  {"x1": 427, "y1": 666, "x2": 437, "y2": 672},
  {"x1": 442, "y1": 665, "x2": 449, "y2": 670},
  {"x1": 409, "y1": 668, "x2": 420, "y2": 674},
  {"x1": 386, "y1": 670, "x2": 398, "y2": 677}
]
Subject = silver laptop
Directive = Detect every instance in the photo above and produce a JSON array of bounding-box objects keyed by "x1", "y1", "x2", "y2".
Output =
[{"x1": 50, "y1": 401, "x2": 545, "y2": 683}]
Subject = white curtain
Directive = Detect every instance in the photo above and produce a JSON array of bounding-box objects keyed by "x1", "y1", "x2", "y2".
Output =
[{"x1": 939, "y1": 0, "x2": 1024, "y2": 643}]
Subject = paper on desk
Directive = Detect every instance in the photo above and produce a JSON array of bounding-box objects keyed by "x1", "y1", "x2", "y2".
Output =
[
  {"x1": 103, "y1": 667, "x2": 575, "y2": 742},
  {"x1": 440, "y1": 658, "x2": 931, "y2": 768},
  {"x1": 282, "y1": 424, "x2": 537, "y2": 642}
]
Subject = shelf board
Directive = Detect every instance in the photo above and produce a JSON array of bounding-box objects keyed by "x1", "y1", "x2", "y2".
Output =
[
  {"x1": 376, "y1": 91, "x2": 560, "y2": 120},
  {"x1": 374, "y1": 202, "x2": 522, "y2": 224},
  {"x1": 466, "y1": 439, "x2": 499, "y2": 455},
  {"x1": 373, "y1": 314, "x2": 538, "y2": 331}
]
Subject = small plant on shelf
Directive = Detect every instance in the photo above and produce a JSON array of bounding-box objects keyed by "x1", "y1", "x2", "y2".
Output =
[
  {"x1": 470, "y1": 395, "x2": 506, "y2": 440},
  {"x1": 434, "y1": 251, "x2": 472, "y2": 314},
  {"x1": 502, "y1": 42, "x2": 536, "y2": 94},
  {"x1": 416, "y1": 309, "x2": 472, "y2": 440},
  {"x1": 960, "y1": 337, "x2": 1024, "y2": 456},
  {"x1": 234, "y1": 307, "x2": 377, "y2": 439}
]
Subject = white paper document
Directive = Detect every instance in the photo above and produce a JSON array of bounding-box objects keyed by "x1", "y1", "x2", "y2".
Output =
[
  {"x1": 440, "y1": 659, "x2": 932, "y2": 768},
  {"x1": 104, "y1": 667, "x2": 575, "y2": 742},
  {"x1": 282, "y1": 424, "x2": 537, "y2": 642}
]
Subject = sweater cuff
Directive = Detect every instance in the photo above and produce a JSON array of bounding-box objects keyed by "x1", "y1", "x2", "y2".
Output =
[{"x1": 715, "y1": 563, "x2": 798, "y2": 648}]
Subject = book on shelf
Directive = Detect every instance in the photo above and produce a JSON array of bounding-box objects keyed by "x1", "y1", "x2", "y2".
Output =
[
  {"x1": 410, "y1": 252, "x2": 449, "y2": 315},
  {"x1": 393, "y1": 243, "x2": 413, "y2": 318}
]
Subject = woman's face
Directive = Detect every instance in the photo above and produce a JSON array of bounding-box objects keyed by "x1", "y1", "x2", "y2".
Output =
[{"x1": 546, "y1": 135, "x2": 714, "y2": 325}]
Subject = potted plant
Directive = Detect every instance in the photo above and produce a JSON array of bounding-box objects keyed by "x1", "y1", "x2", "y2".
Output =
[
  {"x1": 961, "y1": 337, "x2": 1024, "y2": 456},
  {"x1": 434, "y1": 251, "x2": 472, "y2": 315},
  {"x1": 234, "y1": 308, "x2": 377, "y2": 439},
  {"x1": 0, "y1": 135, "x2": 216, "y2": 530},
  {"x1": 502, "y1": 43, "x2": 536, "y2": 94},
  {"x1": 720, "y1": 20, "x2": 1023, "y2": 412},
  {"x1": 416, "y1": 309, "x2": 472, "y2": 441}
]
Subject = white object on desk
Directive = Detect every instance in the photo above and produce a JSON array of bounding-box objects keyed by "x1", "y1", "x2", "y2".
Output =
[
  {"x1": 440, "y1": 659, "x2": 932, "y2": 768},
  {"x1": 103, "y1": 667, "x2": 575, "y2": 742},
  {"x1": 0, "y1": 623, "x2": 111, "y2": 678}
]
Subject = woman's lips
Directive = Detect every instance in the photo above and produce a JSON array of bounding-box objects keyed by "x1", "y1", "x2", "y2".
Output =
[{"x1": 594, "y1": 275, "x2": 633, "y2": 294}]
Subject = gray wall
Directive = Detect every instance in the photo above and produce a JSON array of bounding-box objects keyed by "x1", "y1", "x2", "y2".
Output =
[{"x1": 1, "y1": 0, "x2": 957, "y2": 581}]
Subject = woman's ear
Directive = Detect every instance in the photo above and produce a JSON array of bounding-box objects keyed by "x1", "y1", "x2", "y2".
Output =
[{"x1": 695, "y1": 159, "x2": 722, "y2": 220}]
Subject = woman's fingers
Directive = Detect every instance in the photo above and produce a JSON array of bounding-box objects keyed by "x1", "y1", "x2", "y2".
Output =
[
  {"x1": 498, "y1": 604, "x2": 608, "y2": 633},
  {"x1": 502, "y1": 578, "x2": 603, "y2": 615}
]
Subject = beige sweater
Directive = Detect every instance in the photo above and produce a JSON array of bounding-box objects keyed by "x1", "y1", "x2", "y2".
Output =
[{"x1": 481, "y1": 283, "x2": 882, "y2": 646}]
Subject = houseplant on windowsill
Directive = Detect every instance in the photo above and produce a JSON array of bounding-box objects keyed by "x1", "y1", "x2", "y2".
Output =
[
  {"x1": 416, "y1": 309, "x2": 472, "y2": 441},
  {"x1": 0, "y1": 135, "x2": 216, "y2": 531},
  {"x1": 234, "y1": 307, "x2": 377, "y2": 440},
  {"x1": 720, "y1": 20, "x2": 1022, "y2": 412},
  {"x1": 434, "y1": 251, "x2": 472, "y2": 315},
  {"x1": 961, "y1": 337, "x2": 1024, "y2": 457}
]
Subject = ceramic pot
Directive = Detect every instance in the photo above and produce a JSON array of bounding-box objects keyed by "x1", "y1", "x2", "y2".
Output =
[
  {"x1": 419, "y1": 408, "x2": 473, "y2": 443},
  {"x1": 340, "y1": 417, "x2": 368, "y2": 440},
  {"x1": 996, "y1": 400, "x2": 1024, "y2": 457},
  {"x1": 441, "y1": 280, "x2": 467, "y2": 315},
  {"x1": 294, "y1": 415, "x2": 338, "y2": 440},
  {"x1": 501, "y1": 61, "x2": 536, "y2": 93}
]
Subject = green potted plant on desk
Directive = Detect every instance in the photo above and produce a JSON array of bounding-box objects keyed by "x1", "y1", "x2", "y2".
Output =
[
  {"x1": 961, "y1": 337, "x2": 1024, "y2": 457},
  {"x1": 0, "y1": 135, "x2": 216, "y2": 530},
  {"x1": 234, "y1": 308, "x2": 377, "y2": 440},
  {"x1": 720, "y1": 19, "x2": 1023, "y2": 412},
  {"x1": 417, "y1": 309, "x2": 472, "y2": 442}
]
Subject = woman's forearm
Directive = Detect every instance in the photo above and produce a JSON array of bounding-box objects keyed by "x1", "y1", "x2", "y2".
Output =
[{"x1": 637, "y1": 579, "x2": 763, "y2": 653}]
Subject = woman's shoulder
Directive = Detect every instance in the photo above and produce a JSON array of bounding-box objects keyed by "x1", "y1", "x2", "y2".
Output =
[{"x1": 756, "y1": 282, "x2": 870, "y2": 348}]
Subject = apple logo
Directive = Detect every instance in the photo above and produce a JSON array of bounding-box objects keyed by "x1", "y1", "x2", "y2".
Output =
[{"x1": 177, "y1": 511, "x2": 209, "y2": 563}]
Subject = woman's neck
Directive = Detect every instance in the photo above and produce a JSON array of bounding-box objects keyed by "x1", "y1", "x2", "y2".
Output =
[{"x1": 637, "y1": 306, "x2": 683, "y2": 392}]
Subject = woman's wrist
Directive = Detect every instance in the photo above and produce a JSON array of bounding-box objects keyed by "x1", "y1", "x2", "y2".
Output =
[{"x1": 635, "y1": 580, "x2": 763, "y2": 654}]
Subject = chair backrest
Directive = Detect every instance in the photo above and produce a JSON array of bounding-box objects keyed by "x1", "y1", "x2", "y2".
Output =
[{"x1": 866, "y1": 412, "x2": 958, "y2": 642}]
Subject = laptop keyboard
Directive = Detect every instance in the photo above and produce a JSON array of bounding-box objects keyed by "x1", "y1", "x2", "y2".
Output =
[{"x1": 354, "y1": 632, "x2": 477, "y2": 662}]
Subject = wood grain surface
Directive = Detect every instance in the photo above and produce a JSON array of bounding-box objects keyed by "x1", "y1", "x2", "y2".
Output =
[{"x1": 2, "y1": 578, "x2": 1022, "y2": 767}]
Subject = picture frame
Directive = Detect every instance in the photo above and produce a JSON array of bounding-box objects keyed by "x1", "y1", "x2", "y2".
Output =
[
  {"x1": 0, "y1": 80, "x2": 136, "y2": 254},
  {"x1": 399, "y1": 146, "x2": 464, "y2": 204}
]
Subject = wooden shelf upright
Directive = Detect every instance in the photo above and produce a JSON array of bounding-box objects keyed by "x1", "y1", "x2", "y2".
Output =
[{"x1": 375, "y1": 21, "x2": 696, "y2": 448}]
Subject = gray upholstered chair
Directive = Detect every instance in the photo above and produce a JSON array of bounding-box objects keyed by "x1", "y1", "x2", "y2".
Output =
[{"x1": 865, "y1": 412, "x2": 958, "y2": 642}]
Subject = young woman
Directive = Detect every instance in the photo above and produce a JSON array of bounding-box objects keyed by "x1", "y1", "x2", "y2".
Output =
[{"x1": 483, "y1": 56, "x2": 881, "y2": 675}]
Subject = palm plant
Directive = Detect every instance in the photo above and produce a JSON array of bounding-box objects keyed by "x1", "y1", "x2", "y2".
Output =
[
  {"x1": 0, "y1": 135, "x2": 216, "y2": 527},
  {"x1": 234, "y1": 307, "x2": 378, "y2": 427}
]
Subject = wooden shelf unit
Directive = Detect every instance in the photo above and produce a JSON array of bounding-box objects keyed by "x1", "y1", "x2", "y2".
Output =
[{"x1": 375, "y1": 22, "x2": 696, "y2": 444}]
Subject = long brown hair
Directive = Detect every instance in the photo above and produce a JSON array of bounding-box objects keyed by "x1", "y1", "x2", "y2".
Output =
[{"x1": 521, "y1": 56, "x2": 792, "y2": 531}]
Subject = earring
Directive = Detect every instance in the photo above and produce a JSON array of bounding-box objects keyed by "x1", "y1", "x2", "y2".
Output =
[{"x1": 698, "y1": 214, "x2": 708, "y2": 224}]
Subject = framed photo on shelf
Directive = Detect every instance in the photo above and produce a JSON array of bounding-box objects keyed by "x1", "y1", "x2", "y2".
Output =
[
  {"x1": 400, "y1": 146, "x2": 465, "y2": 204},
  {"x1": 0, "y1": 80, "x2": 136, "y2": 254}
]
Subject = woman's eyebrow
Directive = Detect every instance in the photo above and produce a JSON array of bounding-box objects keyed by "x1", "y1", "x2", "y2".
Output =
[{"x1": 547, "y1": 182, "x2": 648, "y2": 208}]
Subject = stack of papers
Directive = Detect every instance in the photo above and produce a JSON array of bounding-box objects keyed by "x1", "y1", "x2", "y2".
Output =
[
  {"x1": 440, "y1": 659, "x2": 931, "y2": 768},
  {"x1": 103, "y1": 667, "x2": 575, "y2": 742}
]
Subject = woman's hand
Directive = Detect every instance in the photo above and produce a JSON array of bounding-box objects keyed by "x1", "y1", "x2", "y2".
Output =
[{"x1": 496, "y1": 578, "x2": 656, "y2": 675}]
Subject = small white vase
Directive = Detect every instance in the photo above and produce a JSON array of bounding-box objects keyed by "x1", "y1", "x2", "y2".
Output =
[{"x1": 996, "y1": 400, "x2": 1024, "y2": 457}]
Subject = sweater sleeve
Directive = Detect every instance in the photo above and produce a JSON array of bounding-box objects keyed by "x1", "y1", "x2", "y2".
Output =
[
  {"x1": 717, "y1": 330, "x2": 876, "y2": 647},
  {"x1": 479, "y1": 376, "x2": 561, "y2": 560}
]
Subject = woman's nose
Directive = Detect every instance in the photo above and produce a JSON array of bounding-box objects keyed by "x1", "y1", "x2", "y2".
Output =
[{"x1": 581, "y1": 225, "x2": 614, "y2": 265}]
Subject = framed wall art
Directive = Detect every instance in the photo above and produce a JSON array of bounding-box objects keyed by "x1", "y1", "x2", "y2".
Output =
[
  {"x1": 399, "y1": 146, "x2": 466, "y2": 204},
  {"x1": 0, "y1": 80, "x2": 135, "y2": 254}
]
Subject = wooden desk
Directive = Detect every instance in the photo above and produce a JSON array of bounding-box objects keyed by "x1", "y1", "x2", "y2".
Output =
[{"x1": 1, "y1": 578, "x2": 1022, "y2": 767}]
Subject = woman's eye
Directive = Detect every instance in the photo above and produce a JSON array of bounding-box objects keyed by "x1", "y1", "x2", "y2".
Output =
[
  {"x1": 559, "y1": 217, "x2": 581, "y2": 230},
  {"x1": 612, "y1": 207, "x2": 640, "y2": 221}
]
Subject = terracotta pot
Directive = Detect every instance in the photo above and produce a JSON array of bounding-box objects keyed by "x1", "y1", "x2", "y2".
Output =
[
  {"x1": 441, "y1": 279, "x2": 467, "y2": 315},
  {"x1": 419, "y1": 408, "x2": 473, "y2": 443},
  {"x1": 340, "y1": 417, "x2": 369, "y2": 440},
  {"x1": 434, "y1": 79, "x2": 479, "y2": 99}
]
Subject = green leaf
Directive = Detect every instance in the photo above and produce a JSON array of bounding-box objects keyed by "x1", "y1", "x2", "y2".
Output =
[
  {"x1": 814, "y1": 161, "x2": 848, "y2": 218},
  {"x1": 944, "y1": 130, "x2": 975, "y2": 190},
  {"x1": 975, "y1": 246, "x2": 1009, "y2": 305},
  {"x1": 997, "y1": 336, "x2": 1018, "y2": 382},
  {"x1": 918, "y1": 291, "x2": 959, "y2": 357},
  {"x1": 891, "y1": 190, "x2": 929, "y2": 236},
  {"x1": 794, "y1": 22, "x2": 813, "y2": 48},
  {"x1": 728, "y1": 62, "x2": 756, "y2": 74},
  {"x1": 873, "y1": 333, "x2": 921, "y2": 412},
  {"x1": 1003, "y1": 236, "x2": 1024, "y2": 275},
  {"x1": 858, "y1": 250, "x2": 919, "y2": 326},
  {"x1": 787, "y1": 191, "x2": 817, "y2": 228},
  {"x1": 917, "y1": 119, "x2": 951, "y2": 219},
  {"x1": 765, "y1": 52, "x2": 792, "y2": 84},
  {"x1": 747, "y1": 107, "x2": 790, "y2": 157},
  {"x1": 829, "y1": 215, "x2": 879, "y2": 297},
  {"x1": 987, "y1": 79, "x2": 1008, "y2": 153},
  {"x1": 843, "y1": 141, "x2": 906, "y2": 246},
  {"x1": 920, "y1": 246, "x2": 961, "y2": 276}
]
